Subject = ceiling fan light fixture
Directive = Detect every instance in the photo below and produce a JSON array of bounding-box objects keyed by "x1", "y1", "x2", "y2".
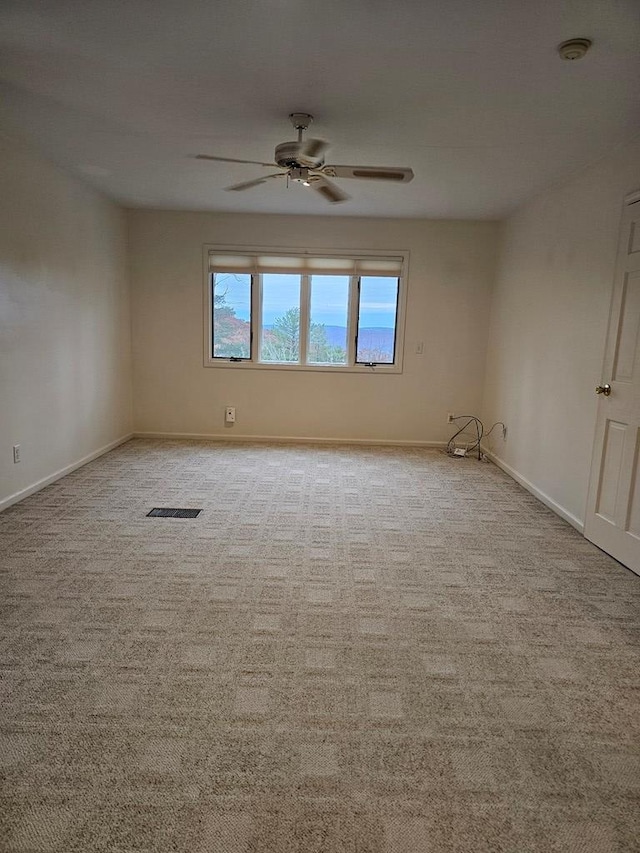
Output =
[{"x1": 289, "y1": 166, "x2": 312, "y2": 186}]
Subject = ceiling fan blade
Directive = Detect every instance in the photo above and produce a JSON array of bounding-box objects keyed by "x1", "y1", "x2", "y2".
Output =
[
  {"x1": 309, "y1": 175, "x2": 350, "y2": 204},
  {"x1": 323, "y1": 165, "x2": 414, "y2": 183},
  {"x1": 196, "y1": 154, "x2": 277, "y2": 167},
  {"x1": 225, "y1": 173, "x2": 285, "y2": 192},
  {"x1": 297, "y1": 138, "x2": 329, "y2": 166}
]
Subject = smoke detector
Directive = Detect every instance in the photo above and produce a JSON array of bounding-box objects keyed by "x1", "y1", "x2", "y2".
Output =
[{"x1": 558, "y1": 38, "x2": 592, "y2": 60}]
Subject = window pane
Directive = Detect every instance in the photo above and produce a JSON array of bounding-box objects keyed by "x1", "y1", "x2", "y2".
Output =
[
  {"x1": 260, "y1": 274, "x2": 301, "y2": 363},
  {"x1": 356, "y1": 276, "x2": 399, "y2": 364},
  {"x1": 308, "y1": 275, "x2": 349, "y2": 365},
  {"x1": 212, "y1": 272, "x2": 251, "y2": 358}
]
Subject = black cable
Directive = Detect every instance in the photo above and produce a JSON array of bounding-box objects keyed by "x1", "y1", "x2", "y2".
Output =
[
  {"x1": 485, "y1": 422, "x2": 506, "y2": 439},
  {"x1": 483, "y1": 421, "x2": 506, "y2": 458},
  {"x1": 445, "y1": 416, "x2": 475, "y2": 454},
  {"x1": 446, "y1": 415, "x2": 484, "y2": 458},
  {"x1": 444, "y1": 415, "x2": 505, "y2": 460}
]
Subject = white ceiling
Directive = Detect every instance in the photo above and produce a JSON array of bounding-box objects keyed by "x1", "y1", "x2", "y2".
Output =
[{"x1": 1, "y1": 0, "x2": 638, "y2": 219}]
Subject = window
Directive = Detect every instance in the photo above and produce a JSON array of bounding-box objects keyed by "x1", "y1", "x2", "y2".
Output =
[
  {"x1": 309, "y1": 275, "x2": 349, "y2": 365},
  {"x1": 356, "y1": 276, "x2": 400, "y2": 365},
  {"x1": 206, "y1": 249, "x2": 407, "y2": 372},
  {"x1": 212, "y1": 272, "x2": 251, "y2": 358}
]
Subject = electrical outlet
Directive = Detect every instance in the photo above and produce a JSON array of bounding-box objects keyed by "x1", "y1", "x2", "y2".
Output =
[
  {"x1": 13, "y1": 444, "x2": 21, "y2": 463},
  {"x1": 225, "y1": 406, "x2": 236, "y2": 424},
  {"x1": 415, "y1": 341, "x2": 424, "y2": 355},
  {"x1": 447, "y1": 412, "x2": 455, "y2": 423}
]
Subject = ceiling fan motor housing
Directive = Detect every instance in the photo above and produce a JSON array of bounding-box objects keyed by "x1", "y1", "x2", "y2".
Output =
[{"x1": 275, "y1": 141, "x2": 324, "y2": 169}]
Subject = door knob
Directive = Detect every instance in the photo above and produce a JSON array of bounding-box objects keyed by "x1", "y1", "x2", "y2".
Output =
[{"x1": 595, "y1": 383, "x2": 612, "y2": 396}]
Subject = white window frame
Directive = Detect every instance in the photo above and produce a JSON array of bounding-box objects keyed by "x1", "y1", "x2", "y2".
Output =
[{"x1": 202, "y1": 245, "x2": 409, "y2": 374}]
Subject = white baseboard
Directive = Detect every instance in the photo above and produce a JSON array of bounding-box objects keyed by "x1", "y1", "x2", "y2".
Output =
[
  {"x1": 0, "y1": 433, "x2": 133, "y2": 513},
  {"x1": 134, "y1": 430, "x2": 447, "y2": 449},
  {"x1": 484, "y1": 449, "x2": 584, "y2": 533}
]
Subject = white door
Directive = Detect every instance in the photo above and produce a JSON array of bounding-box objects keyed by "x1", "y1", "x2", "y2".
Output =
[{"x1": 585, "y1": 192, "x2": 640, "y2": 575}]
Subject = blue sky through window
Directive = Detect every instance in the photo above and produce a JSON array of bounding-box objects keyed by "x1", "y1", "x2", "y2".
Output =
[
  {"x1": 215, "y1": 273, "x2": 398, "y2": 327},
  {"x1": 358, "y1": 276, "x2": 399, "y2": 329},
  {"x1": 310, "y1": 275, "x2": 349, "y2": 328},
  {"x1": 262, "y1": 274, "x2": 300, "y2": 326}
]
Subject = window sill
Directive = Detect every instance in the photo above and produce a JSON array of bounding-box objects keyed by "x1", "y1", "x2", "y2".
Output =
[{"x1": 204, "y1": 359, "x2": 402, "y2": 375}]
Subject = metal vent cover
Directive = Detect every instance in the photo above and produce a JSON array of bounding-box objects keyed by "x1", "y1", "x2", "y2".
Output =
[{"x1": 147, "y1": 508, "x2": 202, "y2": 518}]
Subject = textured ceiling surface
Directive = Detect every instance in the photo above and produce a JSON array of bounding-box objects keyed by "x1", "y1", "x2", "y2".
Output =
[{"x1": 1, "y1": 0, "x2": 639, "y2": 218}]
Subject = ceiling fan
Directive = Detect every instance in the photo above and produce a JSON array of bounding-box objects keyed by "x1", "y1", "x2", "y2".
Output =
[{"x1": 196, "y1": 113, "x2": 414, "y2": 204}]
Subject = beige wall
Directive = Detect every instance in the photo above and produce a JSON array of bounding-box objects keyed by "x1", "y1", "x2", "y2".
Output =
[
  {"x1": 482, "y1": 138, "x2": 640, "y2": 529},
  {"x1": 128, "y1": 211, "x2": 498, "y2": 443},
  {"x1": 0, "y1": 135, "x2": 133, "y2": 508}
]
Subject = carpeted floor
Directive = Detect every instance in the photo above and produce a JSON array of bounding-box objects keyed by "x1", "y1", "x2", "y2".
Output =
[{"x1": 1, "y1": 438, "x2": 639, "y2": 852}]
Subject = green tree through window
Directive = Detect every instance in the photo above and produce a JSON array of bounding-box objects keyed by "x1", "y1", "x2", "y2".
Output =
[
  {"x1": 261, "y1": 306, "x2": 300, "y2": 362},
  {"x1": 260, "y1": 307, "x2": 347, "y2": 364},
  {"x1": 308, "y1": 317, "x2": 348, "y2": 364}
]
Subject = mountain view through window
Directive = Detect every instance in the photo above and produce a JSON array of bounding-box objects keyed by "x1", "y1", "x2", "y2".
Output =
[{"x1": 213, "y1": 271, "x2": 399, "y2": 366}]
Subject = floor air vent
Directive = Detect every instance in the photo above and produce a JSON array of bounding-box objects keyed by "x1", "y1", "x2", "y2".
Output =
[{"x1": 147, "y1": 508, "x2": 202, "y2": 519}]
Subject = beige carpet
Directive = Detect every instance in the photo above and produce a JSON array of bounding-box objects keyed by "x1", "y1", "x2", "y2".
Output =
[{"x1": 1, "y1": 438, "x2": 639, "y2": 852}]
